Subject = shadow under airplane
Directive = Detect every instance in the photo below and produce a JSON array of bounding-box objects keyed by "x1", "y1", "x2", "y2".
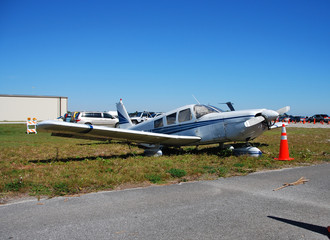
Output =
[{"x1": 268, "y1": 216, "x2": 330, "y2": 239}]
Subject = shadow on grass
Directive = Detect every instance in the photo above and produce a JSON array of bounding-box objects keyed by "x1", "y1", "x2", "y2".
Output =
[
  {"x1": 77, "y1": 141, "x2": 112, "y2": 146},
  {"x1": 29, "y1": 152, "x2": 144, "y2": 163},
  {"x1": 29, "y1": 142, "x2": 270, "y2": 163},
  {"x1": 163, "y1": 142, "x2": 269, "y2": 156}
]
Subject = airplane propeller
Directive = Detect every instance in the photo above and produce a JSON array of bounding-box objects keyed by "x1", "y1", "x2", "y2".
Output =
[
  {"x1": 244, "y1": 116, "x2": 264, "y2": 127},
  {"x1": 276, "y1": 106, "x2": 290, "y2": 115},
  {"x1": 244, "y1": 106, "x2": 290, "y2": 128}
]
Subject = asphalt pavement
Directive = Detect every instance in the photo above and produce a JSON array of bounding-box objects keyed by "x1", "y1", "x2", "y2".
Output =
[{"x1": 1, "y1": 163, "x2": 330, "y2": 240}]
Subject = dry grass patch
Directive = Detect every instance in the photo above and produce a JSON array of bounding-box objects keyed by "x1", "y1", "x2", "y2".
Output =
[{"x1": 0, "y1": 124, "x2": 329, "y2": 202}]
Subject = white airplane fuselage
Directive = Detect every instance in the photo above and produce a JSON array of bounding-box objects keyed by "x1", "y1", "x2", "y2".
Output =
[
  {"x1": 127, "y1": 104, "x2": 272, "y2": 146},
  {"x1": 38, "y1": 100, "x2": 286, "y2": 156}
]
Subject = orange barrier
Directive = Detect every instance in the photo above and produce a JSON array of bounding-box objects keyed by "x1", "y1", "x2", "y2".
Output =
[
  {"x1": 274, "y1": 124, "x2": 294, "y2": 161},
  {"x1": 27, "y1": 118, "x2": 37, "y2": 134}
]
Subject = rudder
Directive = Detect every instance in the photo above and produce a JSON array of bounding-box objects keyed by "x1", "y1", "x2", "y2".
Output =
[{"x1": 116, "y1": 99, "x2": 133, "y2": 129}]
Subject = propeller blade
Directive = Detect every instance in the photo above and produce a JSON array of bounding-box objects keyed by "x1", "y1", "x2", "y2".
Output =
[
  {"x1": 276, "y1": 106, "x2": 290, "y2": 115},
  {"x1": 244, "y1": 116, "x2": 264, "y2": 128}
]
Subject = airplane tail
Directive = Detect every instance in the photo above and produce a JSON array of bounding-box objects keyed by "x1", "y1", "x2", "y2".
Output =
[{"x1": 116, "y1": 99, "x2": 133, "y2": 129}]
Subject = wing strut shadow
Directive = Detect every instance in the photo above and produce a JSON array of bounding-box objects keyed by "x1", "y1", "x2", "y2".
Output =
[{"x1": 267, "y1": 216, "x2": 330, "y2": 239}]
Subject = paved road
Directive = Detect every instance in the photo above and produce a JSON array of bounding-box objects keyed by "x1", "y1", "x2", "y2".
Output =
[
  {"x1": 1, "y1": 164, "x2": 329, "y2": 240},
  {"x1": 286, "y1": 122, "x2": 330, "y2": 128}
]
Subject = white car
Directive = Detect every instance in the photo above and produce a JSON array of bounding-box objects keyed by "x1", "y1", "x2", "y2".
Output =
[
  {"x1": 74, "y1": 112, "x2": 119, "y2": 128},
  {"x1": 129, "y1": 111, "x2": 155, "y2": 125}
]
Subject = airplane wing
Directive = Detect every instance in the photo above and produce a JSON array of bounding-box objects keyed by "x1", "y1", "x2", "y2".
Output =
[{"x1": 37, "y1": 120, "x2": 201, "y2": 146}]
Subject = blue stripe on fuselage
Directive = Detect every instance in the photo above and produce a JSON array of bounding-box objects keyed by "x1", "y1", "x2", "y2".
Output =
[{"x1": 149, "y1": 115, "x2": 254, "y2": 135}]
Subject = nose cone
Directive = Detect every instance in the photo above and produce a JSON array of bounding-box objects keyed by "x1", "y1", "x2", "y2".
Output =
[{"x1": 262, "y1": 109, "x2": 279, "y2": 122}]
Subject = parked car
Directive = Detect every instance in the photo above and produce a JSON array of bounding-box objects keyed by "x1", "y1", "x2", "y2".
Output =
[
  {"x1": 299, "y1": 116, "x2": 308, "y2": 122},
  {"x1": 129, "y1": 111, "x2": 155, "y2": 125},
  {"x1": 278, "y1": 115, "x2": 291, "y2": 122},
  {"x1": 74, "y1": 112, "x2": 119, "y2": 127},
  {"x1": 305, "y1": 114, "x2": 329, "y2": 123},
  {"x1": 289, "y1": 116, "x2": 304, "y2": 122}
]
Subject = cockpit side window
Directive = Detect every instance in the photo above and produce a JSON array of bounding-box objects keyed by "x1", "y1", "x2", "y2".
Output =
[
  {"x1": 178, "y1": 108, "x2": 192, "y2": 123},
  {"x1": 154, "y1": 118, "x2": 164, "y2": 128},
  {"x1": 194, "y1": 105, "x2": 218, "y2": 119},
  {"x1": 166, "y1": 113, "x2": 176, "y2": 125}
]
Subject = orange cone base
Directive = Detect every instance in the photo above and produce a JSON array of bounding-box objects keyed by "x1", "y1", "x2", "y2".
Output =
[{"x1": 274, "y1": 157, "x2": 294, "y2": 161}]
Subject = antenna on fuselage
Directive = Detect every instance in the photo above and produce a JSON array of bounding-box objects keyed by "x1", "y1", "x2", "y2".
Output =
[{"x1": 192, "y1": 95, "x2": 201, "y2": 104}]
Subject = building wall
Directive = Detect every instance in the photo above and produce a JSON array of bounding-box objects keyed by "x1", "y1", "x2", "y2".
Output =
[{"x1": 0, "y1": 95, "x2": 68, "y2": 121}]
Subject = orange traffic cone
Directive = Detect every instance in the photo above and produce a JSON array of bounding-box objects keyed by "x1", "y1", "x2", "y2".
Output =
[{"x1": 274, "y1": 124, "x2": 294, "y2": 161}]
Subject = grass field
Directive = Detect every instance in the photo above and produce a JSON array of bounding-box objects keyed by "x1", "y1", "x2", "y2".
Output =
[{"x1": 0, "y1": 124, "x2": 329, "y2": 202}]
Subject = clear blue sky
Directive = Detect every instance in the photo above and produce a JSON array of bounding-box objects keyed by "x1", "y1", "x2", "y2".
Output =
[{"x1": 1, "y1": 0, "x2": 329, "y2": 116}]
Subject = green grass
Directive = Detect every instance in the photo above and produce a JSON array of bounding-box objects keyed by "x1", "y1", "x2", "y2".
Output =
[{"x1": 0, "y1": 124, "x2": 329, "y2": 201}]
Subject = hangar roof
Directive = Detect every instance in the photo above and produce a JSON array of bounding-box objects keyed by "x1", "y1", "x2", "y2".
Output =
[{"x1": 0, "y1": 94, "x2": 68, "y2": 99}]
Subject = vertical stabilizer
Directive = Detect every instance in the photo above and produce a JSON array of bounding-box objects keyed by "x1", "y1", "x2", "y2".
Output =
[{"x1": 116, "y1": 99, "x2": 133, "y2": 129}]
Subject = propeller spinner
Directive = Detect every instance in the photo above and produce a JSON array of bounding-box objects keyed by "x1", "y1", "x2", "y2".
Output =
[{"x1": 244, "y1": 106, "x2": 290, "y2": 128}]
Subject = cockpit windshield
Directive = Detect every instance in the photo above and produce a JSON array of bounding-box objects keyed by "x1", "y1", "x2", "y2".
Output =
[
  {"x1": 194, "y1": 105, "x2": 221, "y2": 119},
  {"x1": 208, "y1": 105, "x2": 224, "y2": 113}
]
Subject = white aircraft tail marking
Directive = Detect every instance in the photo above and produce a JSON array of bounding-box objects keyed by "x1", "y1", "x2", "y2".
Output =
[{"x1": 116, "y1": 99, "x2": 133, "y2": 129}]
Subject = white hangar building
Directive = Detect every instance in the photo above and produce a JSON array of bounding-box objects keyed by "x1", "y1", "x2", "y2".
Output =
[{"x1": 0, "y1": 94, "x2": 68, "y2": 122}]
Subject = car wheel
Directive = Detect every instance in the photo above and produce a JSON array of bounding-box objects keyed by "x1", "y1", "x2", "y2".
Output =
[
  {"x1": 85, "y1": 122, "x2": 92, "y2": 125},
  {"x1": 132, "y1": 120, "x2": 138, "y2": 125},
  {"x1": 115, "y1": 123, "x2": 120, "y2": 128}
]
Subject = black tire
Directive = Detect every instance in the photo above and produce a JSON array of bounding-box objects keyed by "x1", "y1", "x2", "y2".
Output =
[{"x1": 85, "y1": 122, "x2": 92, "y2": 125}]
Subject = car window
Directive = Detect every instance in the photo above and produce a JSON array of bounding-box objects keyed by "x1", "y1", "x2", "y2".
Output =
[
  {"x1": 103, "y1": 113, "x2": 114, "y2": 119},
  {"x1": 82, "y1": 112, "x2": 102, "y2": 118},
  {"x1": 166, "y1": 113, "x2": 176, "y2": 125},
  {"x1": 178, "y1": 108, "x2": 192, "y2": 123}
]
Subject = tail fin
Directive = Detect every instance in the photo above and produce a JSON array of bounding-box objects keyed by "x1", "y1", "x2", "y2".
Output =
[{"x1": 116, "y1": 99, "x2": 133, "y2": 129}]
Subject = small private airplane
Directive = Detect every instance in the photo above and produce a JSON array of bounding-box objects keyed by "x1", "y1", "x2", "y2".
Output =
[{"x1": 38, "y1": 99, "x2": 290, "y2": 156}]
